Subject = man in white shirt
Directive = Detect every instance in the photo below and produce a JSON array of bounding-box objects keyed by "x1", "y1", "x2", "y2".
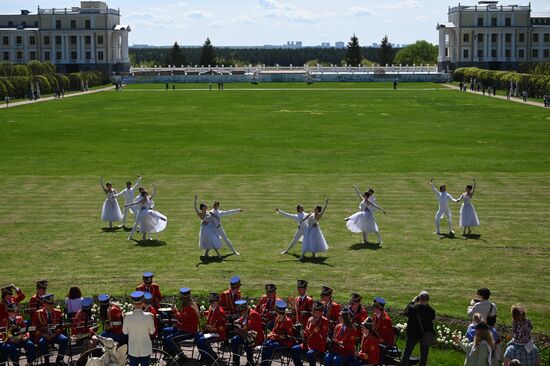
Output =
[
  {"x1": 118, "y1": 176, "x2": 141, "y2": 227},
  {"x1": 467, "y1": 288, "x2": 497, "y2": 323},
  {"x1": 211, "y1": 201, "x2": 243, "y2": 256},
  {"x1": 276, "y1": 204, "x2": 307, "y2": 254},
  {"x1": 122, "y1": 291, "x2": 155, "y2": 366},
  {"x1": 430, "y1": 178, "x2": 458, "y2": 235}
]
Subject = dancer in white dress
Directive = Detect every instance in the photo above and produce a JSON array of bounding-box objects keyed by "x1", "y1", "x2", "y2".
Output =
[
  {"x1": 118, "y1": 176, "x2": 141, "y2": 228},
  {"x1": 456, "y1": 178, "x2": 480, "y2": 235},
  {"x1": 211, "y1": 201, "x2": 242, "y2": 256},
  {"x1": 430, "y1": 177, "x2": 458, "y2": 235},
  {"x1": 194, "y1": 194, "x2": 223, "y2": 258},
  {"x1": 276, "y1": 204, "x2": 307, "y2": 254},
  {"x1": 99, "y1": 177, "x2": 123, "y2": 228},
  {"x1": 299, "y1": 199, "x2": 329, "y2": 260},
  {"x1": 126, "y1": 184, "x2": 167, "y2": 241},
  {"x1": 345, "y1": 186, "x2": 386, "y2": 245}
]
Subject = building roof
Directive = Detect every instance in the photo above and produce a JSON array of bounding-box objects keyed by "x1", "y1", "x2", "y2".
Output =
[
  {"x1": 531, "y1": 12, "x2": 550, "y2": 18},
  {"x1": 114, "y1": 24, "x2": 131, "y2": 31}
]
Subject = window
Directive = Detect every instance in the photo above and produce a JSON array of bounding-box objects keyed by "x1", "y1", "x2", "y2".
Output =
[
  {"x1": 34, "y1": 21, "x2": 38, "y2": 27},
  {"x1": 86, "y1": 51, "x2": 91, "y2": 60},
  {"x1": 533, "y1": 33, "x2": 539, "y2": 42},
  {"x1": 44, "y1": 51, "x2": 50, "y2": 61},
  {"x1": 491, "y1": 49, "x2": 497, "y2": 57},
  {"x1": 477, "y1": 33, "x2": 484, "y2": 43},
  {"x1": 505, "y1": 49, "x2": 511, "y2": 57},
  {"x1": 22, "y1": 21, "x2": 26, "y2": 27},
  {"x1": 85, "y1": 36, "x2": 91, "y2": 45},
  {"x1": 70, "y1": 36, "x2": 77, "y2": 45},
  {"x1": 491, "y1": 33, "x2": 497, "y2": 43},
  {"x1": 3, "y1": 52, "x2": 9, "y2": 61},
  {"x1": 2, "y1": 36, "x2": 8, "y2": 46},
  {"x1": 519, "y1": 33, "x2": 525, "y2": 42},
  {"x1": 544, "y1": 49, "x2": 549, "y2": 58},
  {"x1": 56, "y1": 36, "x2": 62, "y2": 45},
  {"x1": 16, "y1": 36, "x2": 22, "y2": 44},
  {"x1": 97, "y1": 35, "x2": 103, "y2": 44},
  {"x1": 98, "y1": 50, "x2": 104, "y2": 60},
  {"x1": 463, "y1": 33, "x2": 469, "y2": 42},
  {"x1": 505, "y1": 17, "x2": 511, "y2": 26},
  {"x1": 8, "y1": 21, "x2": 13, "y2": 27},
  {"x1": 85, "y1": 20, "x2": 91, "y2": 29},
  {"x1": 16, "y1": 51, "x2": 22, "y2": 60},
  {"x1": 544, "y1": 33, "x2": 550, "y2": 43},
  {"x1": 463, "y1": 49, "x2": 469, "y2": 59},
  {"x1": 505, "y1": 33, "x2": 512, "y2": 43},
  {"x1": 491, "y1": 17, "x2": 497, "y2": 26},
  {"x1": 44, "y1": 36, "x2": 50, "y2": 45},
  {"x1": 71, "y1": 51, "x2": 77, "y2": 60},
  {"x1": 29, "y1": 36, "x2": 35, "y2": 45},
  {"x1": 70, "y1": 20, "x2": 76, "y2": 29},
  {"x1": 56, "y1": 51, "x2": 62, "y2": 60},
  {"x1": 30, "y1": 51, "x2": 36, "y2": 60},
  {"x1": 56, "y1": 20, "x2": 61, "y2": 29},
  {"x1": 533, "y1": 49, "x2": 539, "y2": 58},
  {"x1": 518, "y1": 49, "x2": 524, "y2": 58},
  {"x1": 477, "y1": 49, "x2": 483, "y2": 58}
]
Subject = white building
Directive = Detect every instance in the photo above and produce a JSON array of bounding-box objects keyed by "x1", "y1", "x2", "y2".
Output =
[
  {"x1": 437, "y1": 1, "x2": 550, "y2": 71},
  {"x1": 335, "y1": 41, "x2": 345, "y2": 49},
  {"x1": 0, "y1": 1, "x2": 131, "y2": 73}
]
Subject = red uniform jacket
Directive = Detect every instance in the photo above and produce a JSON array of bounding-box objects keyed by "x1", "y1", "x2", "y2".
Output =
[
  {"x1": 258, "y1": 295, "x2": 282, "y2": 324},
  {"x1": 357, "y1": 333, "x2": 380, "y2": 365},
  {"x1": 1, "y1": 316, "x2": 29, "y2": 343},
  {"x1": 268, "y1": 315, "x2": 295, "y2": 348},
  {"x1": 323, "y1": 301, "x2": 341, "y2": 333},
  {"x1": 27, "y1": 294, "x2": 43, "y2": 319},
  {"x1": 294, "y1": 295, "x2": 313, "y2": 326},
  {"x1": 350, "y1": 307, "x2": 369, "y2": 338},
  {"x1": 174, "y1": 305, "x2": 199, "y2": 334},
  {"x1": 32, "y1": 308, "x2": 64, "y2": 341},
  {"x1": 205, "y1": 306, "x2": 227, "y2": 340},
  {"x1": 0, "y1": 289, "x2": 26, "y2": 322},
  {"x1": 236, "y1": 309, "x2": 264, "y2": 346},
  {"x1": 107, "y1": 305, "x2": 124, "y2": 334},
  {"x1": 219, "y1": 289, "x2": 241, "y2": 317},
  {"x1": 373, "y1": 311, "x2": 394, "y2": 346},
  {"x1": 303, "y1": 316, "x2": 329, "y2": 352},
  {"x1": 143, "y1": 305, "x2": 159, "y2": 338},
  {"x1": 136, "y1": 283, "x2": 162, "y2": 309},
  {"x1": 71, "y1": 309, "x2": 96, "y2": 336},
  {"x1": 331, "y1": 324, "x2": 356, "y2": 356}
]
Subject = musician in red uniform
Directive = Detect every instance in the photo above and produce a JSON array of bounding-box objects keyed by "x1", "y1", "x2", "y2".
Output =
[
  {"x1": 231, "y1": 299, "x2": 264, "y2": 366},
  {"x1": 348, "y1": 293, "x2": 368, "y2": 338},
  {"x1": 195, "y1": 292, "x2": 227, "y2": 363},
  {"x1": 371, "y1": 297, "x2": 394, "y2": 346},
  {"x1": 291, "y1": 300, "x2": 329, "y2": 366},
  {"x1": 261, "y1": 300, "x2": 296, "y2": 365},
  {"x1": 1, "y1": 303, "x2": 36, "y2": 365},
  {"x1": 324, "y1": 307, "x2": 357, "y2": 366},
  {"x1": 98, "y1": 294, "x2": 126, "y2": 344},
  {"x1": 293, "y1": 280, "x2": 313, "y2": 327},
  {"x1": 70, "y1": 297, "x2": 98, "y2": 350},
  {"x1": 258, "y1": 283, "x2": 281, "y2": 330},
  {"x1": 352, "y1": 318, "x2": 380, "y2": 366},
  {"x1": 163, "y1": 288, "x2": 199, "y2": 358},
  {"x1": 136, "y1": 272, "x2": 162, "y2": 309},
  {"x1": 321, "y1": 286, "x2": 341, "y2": 335},
  {"x1": 0, "y1": 285, "x2": 26, "y2": 322},
  {"x1": 219, "y1": 275, "x2": 241, "y2": 319},
  {"x1": 142, "y1": 292, "x2": 159, "y2": 338},
  {"x1": 32, "y1": 294, "x2": 68, "y2": 366},
  {"x1": 26, "y1": 280, "x2": 48, "y2": 320}
]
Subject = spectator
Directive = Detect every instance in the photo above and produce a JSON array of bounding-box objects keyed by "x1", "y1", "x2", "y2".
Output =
[
  {"x1": 511, "y1": 305, "x2": 532, "y2": 345},
  {"x1": 4, "y1": 95, "x2": 10, "y2": 107},
  {"x1": 400, "y1": 291, "x2": 435, "y2": 366},
  {"x1": 522, "y1": 90, "x2": 527, "y2": 102},
  {"x1": 543, "y1": 94, "x2": 549, "y2": 108},
  {"x1": 457, "y1": 322, "x2": 493, "y2": 366},
  {"x1": 65, "y1": 286, "x2": 83, "y2": 321},
  {"x1": 466, "y1": 313, "x2": 502, "y2": 364},
  {"x1": 503, "y1": 342, "x2": 541, "y2": 366},
  {"x1": 467, "y1": 288, "x2": 497, "y2": 324}
]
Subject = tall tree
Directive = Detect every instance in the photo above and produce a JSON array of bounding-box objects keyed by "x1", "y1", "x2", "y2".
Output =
[
  {"x1": 345, "y1": 34, "x2": 362, "y2": 66},
  {"x1": 393, "y1": 40, "x2": 438, "y2": 65},
  {"x1": 199, "y1": 37, "x2": 216, "y2": 67},
  {"x1": 379, "y1": 35, "x2": 393, "y2": 66},
  {"x1": 167, "y1": 42, "x2": 187, "y2": 66}
]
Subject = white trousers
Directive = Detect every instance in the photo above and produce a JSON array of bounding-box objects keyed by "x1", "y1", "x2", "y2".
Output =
[
  {"x1": 434, "y1": 207, "x2": 453, "y2": 232},
  {"x1": 285, "y1": 229, "x2": 305, "y2": 252},
  {"x1": 216, "y1": 226, "x2": 238, "y2": 253}
]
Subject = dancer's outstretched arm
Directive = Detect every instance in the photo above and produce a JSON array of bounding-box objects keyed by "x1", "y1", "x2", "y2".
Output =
[
  {"x1": 131, "y1": 176, "x2": 142, "y2": 191},
  {"x1": 194, "y1": 194, "x2": 201, "y2": 217},
  {"x1": 367, "y1": 199, "x2": 386, "y2": 214},
  {"x1": 353, "y1": 185, "x2": 363, "y2": 200},
  {"x1": 150, "y1": 183, "x2": 157, "y2": 199},
  {"x1": 218, "y1": 208, "x2": 243, "y2": 218},
  {"x1": 471, "y1": 178, "x2": 476, "y2": 195},
  {"x1": 318, "y1": 198, "x2": 329, "y2": 218},
  {"x1": 275, "y1": 208, "x2": 298, "y2": 221},
  {"x1": 99, "y1": 176, "x2": 107, "y2": 193}
]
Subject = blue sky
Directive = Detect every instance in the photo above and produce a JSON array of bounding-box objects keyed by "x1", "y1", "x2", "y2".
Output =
[{"x1": 3, "y1": 0, "x2": 550, "y2": 46}]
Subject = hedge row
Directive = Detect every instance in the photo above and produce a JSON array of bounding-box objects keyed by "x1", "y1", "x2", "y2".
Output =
[{"x1": 453, "y1": 67, "x2": 550, "y2": 98}]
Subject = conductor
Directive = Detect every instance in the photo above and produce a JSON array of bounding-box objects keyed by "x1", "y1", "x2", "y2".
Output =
[{"x1": 123, "y1": 291, "x2": 155, "y2": 366}]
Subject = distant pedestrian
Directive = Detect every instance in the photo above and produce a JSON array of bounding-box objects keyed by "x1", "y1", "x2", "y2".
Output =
[
  {"x1": 507, "y1": 89, "x2": 511, "y2": 101},
  {"x1": 61, "y1": 88, "x2": 65, "y2": 98},
  {"x1": 543, "y1": 94, "x2": 549, "y2": 107},
  {"x1": 4, "y1": 95, "x2": 10, "y2": 108},
  {"x1": 221, "y1": 82, "x2": 224, "y2": 91},
  {"x1": 209, "y1": 83, "x2": 212, "y2": 91},
  {"x1": 165, "y1": 82, "x2": 169, "y2": 90},
  {"x1": 493, "y1": 86, "x2": 496, "y2": 96},
  {"x1": 172, "y1": 83, "x2": 175, "y2": 90},
  {"x1": 522, "y1": 91, "x2": 527, "y2": 102},
  {"x1": 393, "y1": 79, "x2": 398, "y2": 90}
]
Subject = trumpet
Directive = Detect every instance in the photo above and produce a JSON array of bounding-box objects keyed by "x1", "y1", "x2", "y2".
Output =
[{"x1": 0, "y1": 325, "x2": 36, "y2": 343}]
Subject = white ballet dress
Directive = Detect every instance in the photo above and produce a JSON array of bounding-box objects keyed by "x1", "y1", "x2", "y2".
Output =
[
  {"x1": 136, "y1": 198, "x2": 167, "y2": 233},
  {"x1": 301, "y1": 215, "x2": 329, "y2": 253},
  {"x1": 459, "y1": 194, "x2": 480, "y2": 227},
  {"x1": 199, "y1": 214, "x2": 223, "y2": 250},
  {"x1": 345, "y1": 200, "x2": 379, "y2": 233},
  {"x1": 101, "y1": 191, "x2": 123, "y2": 222}
]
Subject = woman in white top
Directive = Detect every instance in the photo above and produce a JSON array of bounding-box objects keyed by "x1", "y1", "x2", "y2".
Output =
[
  {"x1": 456, "y1": 179, "x2": 480, "y2": 236},
  {"x1": 345, "y1": 186, "x2": 386, "y2": 245},
  {"x1": 65, "y1": 286, "x2": 83, "y2": 321},
  {"x1": 99, "y1": 177, "x2": 123, "y2": 228},
  {"x1": 126, "y1": 184, "x2": 167, "y2": 241},
  {"x1": 299, "y1": 198, "x2": 329, "y2": 260},
  {"x1": 194, "y1": 194, "x2": 223, "y2": 258}
]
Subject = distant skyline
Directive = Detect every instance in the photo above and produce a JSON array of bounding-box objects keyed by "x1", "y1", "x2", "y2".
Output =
[{"x1": 2, "y1": 0, "x2": 550, "y2": 47}]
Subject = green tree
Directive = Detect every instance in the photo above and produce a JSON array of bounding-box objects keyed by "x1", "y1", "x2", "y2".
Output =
[
  {"x1": 379, "y1": 35, "x2": 393, "y2": 66},
  {"x1": 345, "y1": 34, "x2": 362, "y2": 66},
  {"x1": 393, "y1": 40, "x2": 438, "y2": 65},
  {"x1": 27, "y1": 60, "x2": 47, "y2": 75},
  {"x1": 199, "y1": 37, "x2": 216, "y2": 67},
  {"x1": 166, "y1": 42, "x2": 187, "y2": 67}
]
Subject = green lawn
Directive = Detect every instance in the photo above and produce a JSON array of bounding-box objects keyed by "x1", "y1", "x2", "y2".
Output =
[{"x1": 1, "y1": 82, "x2": 549, "y2": 342}]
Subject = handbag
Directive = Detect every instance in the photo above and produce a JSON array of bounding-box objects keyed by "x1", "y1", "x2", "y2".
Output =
[
  {"x1": 487, "y1": 304, "x2": 497, "y2": 326},
  {"x1": 416, "y1": 309, "x2": 435, "y2": 346}
]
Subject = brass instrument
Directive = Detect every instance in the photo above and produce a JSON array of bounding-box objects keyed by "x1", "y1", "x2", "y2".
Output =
[{"x1": 0, "y1": 325, "x2": 36, "y2": 343}]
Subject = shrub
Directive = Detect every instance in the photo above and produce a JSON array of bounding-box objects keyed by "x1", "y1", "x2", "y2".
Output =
[
  {"x1": 27, "y1": 60, "x2": 48, "y2": 76},
  {"x1": 12, "y1": 64, "x2": 31, "y2": 77}
]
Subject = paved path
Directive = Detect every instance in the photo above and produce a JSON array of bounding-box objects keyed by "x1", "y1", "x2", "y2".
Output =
[
  {"x1": 442, "y1": 83, "x2": 548, "y2": 109},
  {"x1": 0, "y1": 85, "x2": 116, "y2": 110}
]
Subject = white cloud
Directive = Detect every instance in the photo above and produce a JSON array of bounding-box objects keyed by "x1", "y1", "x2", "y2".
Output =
[
  {"x1": 415, "y1": 15, "x2": 431, "y2": 22},
  {"x1": 382, "y1": 0, "x2": 422, "y2": 10},
  {"x1": 185, "y1": 10, "x2": 214, "y2": 19},
  {"x1": 258, "y1": 0, "x2": 326, "y2": 23},
  {"x1": 348, "y1": 6, "x2": 375, "y2": 17}
]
